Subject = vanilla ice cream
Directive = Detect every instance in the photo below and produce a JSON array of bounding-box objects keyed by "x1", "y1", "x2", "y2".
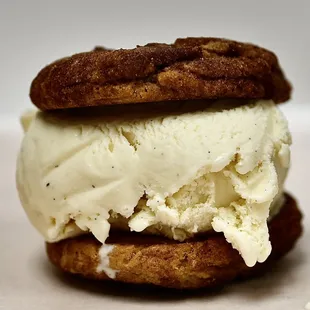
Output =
[{"x1": 16, "y1": 99, "x2": 291, "y2": 267}]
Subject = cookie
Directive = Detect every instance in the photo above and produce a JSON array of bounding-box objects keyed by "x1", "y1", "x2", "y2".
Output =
[
  {"x1": 46, "y1": 193, "x2": 302, "y2": 289},
  {"x1": 30, "y1": 37, "x2": 291, "y2": 111}
]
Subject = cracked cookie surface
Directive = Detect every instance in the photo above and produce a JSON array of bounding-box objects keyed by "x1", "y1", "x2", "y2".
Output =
[
  {"x1": 46, "y1": 193, "x2": 302, "y2": 289},
  {"x1": 30, "y1": 37, "x2": 291, "y2": 110}
]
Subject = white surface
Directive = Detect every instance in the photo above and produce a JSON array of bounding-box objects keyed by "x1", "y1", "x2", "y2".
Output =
[
  {"x1": 0, "y1": 108, "x2": 309, "y2": 309},
  {"x1": 1, "y1": 0, "x2": 310, "y2": 115}
]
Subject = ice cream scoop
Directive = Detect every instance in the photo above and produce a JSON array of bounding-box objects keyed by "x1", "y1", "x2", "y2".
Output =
[{"x1": 17, "y1": 99, "x2": 291, "y2": 267}]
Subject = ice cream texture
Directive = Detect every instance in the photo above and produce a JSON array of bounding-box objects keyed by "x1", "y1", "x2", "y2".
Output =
[{"x1": 16, "y1": 99, "x2": 291, "y2": 267}]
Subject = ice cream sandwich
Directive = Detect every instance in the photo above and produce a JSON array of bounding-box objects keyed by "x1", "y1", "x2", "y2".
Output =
[{"x1": 16, "y1": 37, "x2": 302, "y2": 289}]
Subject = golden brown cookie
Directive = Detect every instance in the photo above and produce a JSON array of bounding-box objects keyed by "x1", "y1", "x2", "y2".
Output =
[
  {"x1": 30, "y1": 37, "x2": 291, "y2": 111},
  {"x1": 46, "y1": 193, "x2": 302, "y2": 289}
]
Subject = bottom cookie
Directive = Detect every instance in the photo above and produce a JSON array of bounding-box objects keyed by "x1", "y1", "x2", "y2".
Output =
[{"x1": 46, "y1": 193, "x2": 302, "y2": 289}]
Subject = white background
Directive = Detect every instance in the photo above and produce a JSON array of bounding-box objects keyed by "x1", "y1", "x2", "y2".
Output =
[{"x1": 0, "y1": 1, "x2": 309, "y2": 309}]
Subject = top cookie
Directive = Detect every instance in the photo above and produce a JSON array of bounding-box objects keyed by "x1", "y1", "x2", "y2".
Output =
[{"x1": 30, "y1": 37, "x2": 291, "y2": 110}]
